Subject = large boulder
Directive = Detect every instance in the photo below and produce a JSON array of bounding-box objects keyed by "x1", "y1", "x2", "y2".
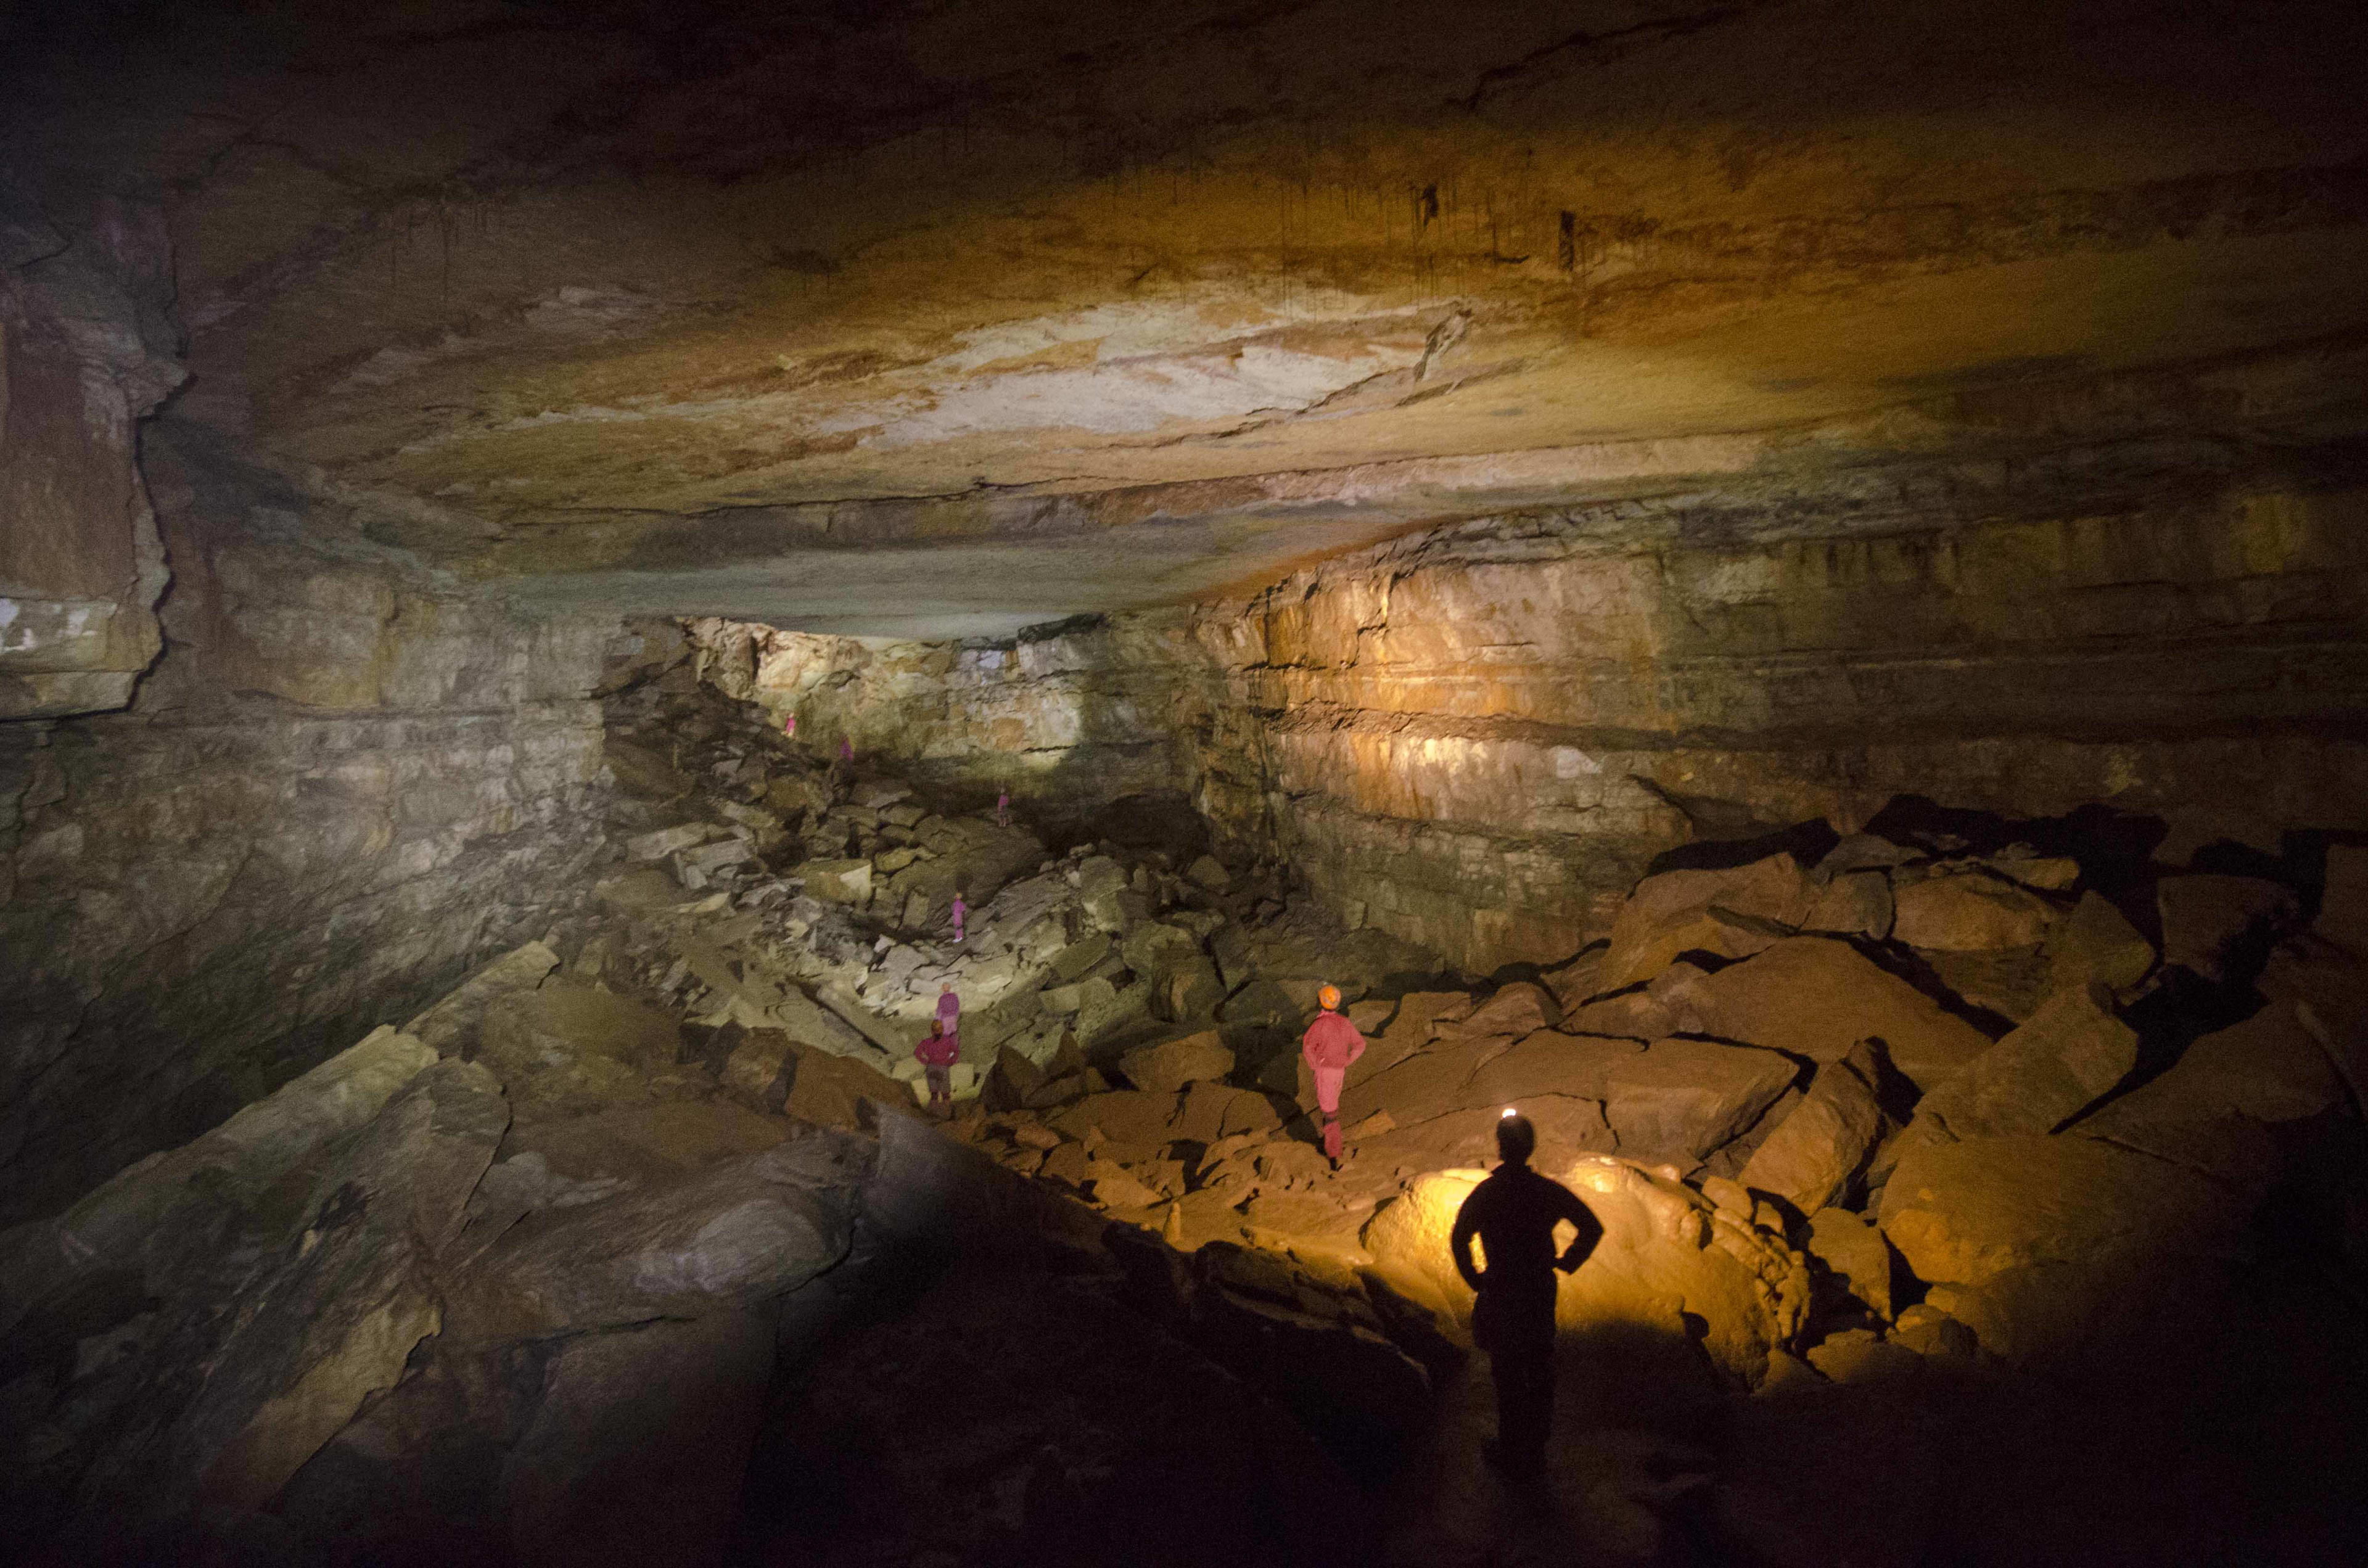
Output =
[
  {"x1": 1598, "y1": 853, "x2": 1817, "y2": 990},
  {"x1": 2067, "y1": 1001, "x2": 2346, "y2": 1202},
  {"x1": 1877, "y1": 1134, "x2": 2246, "y2": 1366},
  {"x1": 1891, "y1": 869, "x2": 2056, "y2": 951},
  {"x1": 1150, "y1": 954, "x2": 1226, "y2": 1021},
  {"x1": 477, "y1": 979, "x2": 687, "y2": 1122},
  {"x1": 1671, "y1": 937, "x2": 1995, "y2": 1091},
  {"x1": 1457, "y1": 981, "x2": 1560, "y2": 1038},
  {"x1": 802, "y1": 858, "x2": 874, "y2": 905},
  {"x1": 1803, "y1": 1207, "x2": 1896, "y2": 1318},
  {"x1": 1910, "y1": 983, "x2": 2137, "y2": 1142},
  {"x1": 1048, "y1": 1089, "x2": 1182, "y2": 1146},
  {"x1": 1738, "y1": 1040, "x2": 1888, "y2": 1213},
  {"x1": 453, "y1": 1129, "x2": 866, "y2": 1339},
  {"x1": 1119, "y1": 1030, "x2": 1236, "y2": 1094},
  {"x1": 2044, "y1": 890, "x2": 2156, "y2": 991},
  {"x1": 402, "y1": 941, "x2": 559, "y2": 1056},
  {"x1": 1600, "y1": 1039, "x2": 1799, "y2": 1165},
  {"x1": 1802, "y1": 870, "x2": 1895, "y2": 940},
  {"x1": 782, "y1": 1046, "x2": 909, "y2": 1132},
  {"x1": 1363, "y1": 1157, "x2": 1810, "y2": 1388},
  {"x1": 0, "y1": 1045, "x2": 506, "y2": 1541}
]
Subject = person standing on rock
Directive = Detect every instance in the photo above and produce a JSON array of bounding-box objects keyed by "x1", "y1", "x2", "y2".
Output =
[
  {"x1": 916, "y1": 1016, "x2": 959, "y2": 1116},
  {"x1": 995, "y1": 789, "x2": 1009, "y2": 828},
  {"x1": 782, "y1": 712, "x2": 797, "y2": 741},
  {"x1": 950, "y1": 893, "x2": 968, "y2": 943},
  {"x1": 936, "y1": 985, "x2": 961, "y2": 1033},
  {"x1": 1300, "y1": 985, "x2": 1365, "y2": 1171},
  {"x1": 1450, "y1": 1111, "x2": 1603, "y2": 1484}
]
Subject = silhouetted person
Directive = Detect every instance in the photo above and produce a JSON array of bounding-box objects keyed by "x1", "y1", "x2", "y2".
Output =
[{"x1": 1450, "y1": 1112, "x2": 1602, "y2": 1482}]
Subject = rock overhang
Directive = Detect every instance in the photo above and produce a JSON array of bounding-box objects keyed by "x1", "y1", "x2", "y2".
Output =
[{"x1": 9, "y1": 0, "x2": 2367, "y2": 639}]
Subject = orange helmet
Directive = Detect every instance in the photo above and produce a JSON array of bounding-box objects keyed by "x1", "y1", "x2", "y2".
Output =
[{"x1": 1318, "y1": 983, "x2": 1342, "y2": 1011}]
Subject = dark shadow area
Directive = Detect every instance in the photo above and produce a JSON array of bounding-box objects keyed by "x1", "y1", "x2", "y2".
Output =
[{"x1": 1644, "y1": 818, "x2": 1841, "y2": 879}]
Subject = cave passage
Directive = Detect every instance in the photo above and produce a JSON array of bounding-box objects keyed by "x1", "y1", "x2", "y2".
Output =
[{"x1": 4, "y1": 1, "x2": 2367, "y2": 1564}]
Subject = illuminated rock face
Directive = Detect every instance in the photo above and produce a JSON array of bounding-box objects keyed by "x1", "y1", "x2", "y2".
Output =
[{"x1": 684, "y1": 466, "x2": 2368, "y2": 973}]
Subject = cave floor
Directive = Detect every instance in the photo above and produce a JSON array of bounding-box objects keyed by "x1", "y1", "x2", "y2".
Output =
[{"x1": 7, "y1": 668, "x2": 2367, "y2": 1566}]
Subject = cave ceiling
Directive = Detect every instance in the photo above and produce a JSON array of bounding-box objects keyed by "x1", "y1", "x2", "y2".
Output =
[{"x1": 10, "y1": 0, "x2": 2367, "y2": 638}]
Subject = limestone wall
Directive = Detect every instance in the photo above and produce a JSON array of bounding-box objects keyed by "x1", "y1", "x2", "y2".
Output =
[
  {"x1": 1, "y1": 190, "x2": 181, "y2": 720},
  {"x1": 0, "y1": 432, "x2": 619, "y2": 1224},
  {"x1": 686, "y1": 615, "x2": 1186, "y2": 827},
  {"x1": 1164, "y1": 460, "x2": 2368, "y2": 972}
]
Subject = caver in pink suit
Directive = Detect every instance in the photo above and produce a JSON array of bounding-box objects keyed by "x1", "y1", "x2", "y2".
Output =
[{"x1": 1301, "y1": 1000, "x2": 1366, "y2": 1163}]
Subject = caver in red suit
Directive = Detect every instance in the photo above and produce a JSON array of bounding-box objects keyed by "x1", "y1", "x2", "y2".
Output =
[{"x1": 1299, "y1": 985, "x2": 1365, "y2": 1165}]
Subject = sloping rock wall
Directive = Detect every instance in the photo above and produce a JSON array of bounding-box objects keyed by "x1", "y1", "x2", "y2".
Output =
[
  {"x1": 1162, "y1": 457, "x2": 2368, "y2": 971},
  {"x1": 0, "y1": 428, "x2": 619, "y2": 1225}
]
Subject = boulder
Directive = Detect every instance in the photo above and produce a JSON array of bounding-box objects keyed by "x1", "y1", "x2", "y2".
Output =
[
  {"x1": 477, "y1": 980, "x2": 685, "y2": 1122},
  {"x1": 2045, "y1": 890, "x2": 2155, "y2": 992},
  {"x1": 802, "y1": 858, "x2": 873, "y2": 905},
  {"x1": 676, "y1": 837, "x2": 755, "y2": 877},
  {"x1": 722, "y1": 1027, "x2": 797, "y2": 1108},
  {"x1": 1119, "y1": 1030, "x2": 1236, "y2": 1093},
  {"x1": 2068, "y1": 1001, "x2": 2345, "y2": 1201},
  {"x1": 456, "y1": 1129, "x2": 867, "y2": 1338},
  {"x1": 1891, "y1": 870, "x2": 2055, "y2": 951},
  {"x1": 1671, "y1": 937, "x2": 1995, "y2": 1092},
  {"x1": 1878, "y1": 1134, "x2": 2242, "y2": 1292},
  {"x1": 1802, "y1": 870, "x2": 1894, "y2": 939},
  {"x1": 1562, "y1": 987, "x2": 1680, "y2": 1040},
  {"x1": 1987, "y1": 853, "x2": 2081, "y2": 892},
  {"x1": 782, "y1": 1046, "x2": 908, "y2": 1133},
  {"x1": 1457, "y1": 980, "x2": 1558, "y2": 1038},
  {"x1": 1540, "y1": 946, "x2": 1606, "y2": 1013},
  {"x1": 1151, "y1": 954, "x2": 1226, "y2": 1020},
  {"x1": 1815, "y1": 833, "x2": 1920, "y2": 878},
  {"x1": 1074, "y1": 856, "x2": 1131, "y2": 933},
  {"x1": 1041, "y1": 975, "x2": 1112, "y2": 1016},
  {"x1": 2156, "y1": 873, "x2": 2300, "y2": 981},
  {"x1": 1048, "y1": 932, "x2": 1112, "y2": 983},
  {"x1": 1910, "y1": 983, "x2": 2137, "y2": 1142},
  {"x1": 0, "y1": 1051, "x2": 506, "y2": 1536},
  {"x1": 402, "y1": 941, "x2": 560, "y2": 1056},
  {"x1": 1738, "y1": 1040, "x2": 1887, "y2": 1212},
  {"x1": 1923, "y1": 945, "x2": 2052, "y2": 1022},
  {"x1": 1186, "y1": 855, "x2": 1232, "y2": 890},
  {"x1": 1120, "y1": 921, "x2": 1199, "y2": 977},
  {"x1": 625, "y1": 821, "x2": 713, "y2": 861},
  {"x1": 1804, "y1": 1207, "x2": 1895, "y2": 1318},
  {"x1": 1599, "y1": 853, "x2": 1815, "y2": 990},
  {"x1": 1074, "y1": 977, "x2": 1151, "y2": 1043},
  {"x1": 1049, "y1": 1090, "x2": 1182, "y2": 1146},
  {"x1": 1171, "y1": 1081, "x2": 1286, "y2": 1144},
  {"x1": 1601, "y1": 1038, "x2": 1800, "y2": 1165}
]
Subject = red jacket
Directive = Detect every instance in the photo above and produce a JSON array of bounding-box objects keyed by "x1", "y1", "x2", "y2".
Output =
[
  {"x1": 915, "y1": 1031, "x2": 960, "y2": 1067},
  {"x1": 1301, "y1": 1010, "x2": 1366, "y2": 1072}
]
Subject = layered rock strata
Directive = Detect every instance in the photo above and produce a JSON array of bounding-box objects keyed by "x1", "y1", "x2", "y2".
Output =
[{"x1": 0, "y1": 429, "x2": 619, "y2": 1223}]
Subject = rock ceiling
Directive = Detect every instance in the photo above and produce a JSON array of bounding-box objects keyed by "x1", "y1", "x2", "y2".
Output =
[{"x1": 11, "y1": 0, "x2": 2367, "y2": 636}]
